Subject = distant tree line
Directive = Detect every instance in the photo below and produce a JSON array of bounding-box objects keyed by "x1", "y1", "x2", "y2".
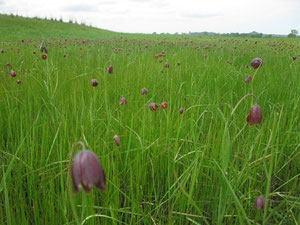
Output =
[
  {"x1": 3, "y1": 13, "x2": 92, "y2": 27},
  {"x1": 188, "y1": 31, "x2": 270, "y2": 38}
]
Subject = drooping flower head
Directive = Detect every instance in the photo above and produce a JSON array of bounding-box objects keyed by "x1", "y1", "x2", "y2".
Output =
[
  {"x1": 247, "y1": 104, "x2": 262, "y2": 126},
  {"x1": 251, "y1": 57, "x2": 263, "y2": 69},
  {"x1": 255, "y1": 196, "x2": 265, "y2": 210},
  {"x1": 71, "y1": 145, "x2": 106, "y2": 194}
]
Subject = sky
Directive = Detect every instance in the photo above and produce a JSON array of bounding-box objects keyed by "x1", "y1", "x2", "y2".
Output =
[{"x1": 1, "y1": 0, "x2": 299, "y2": 35}]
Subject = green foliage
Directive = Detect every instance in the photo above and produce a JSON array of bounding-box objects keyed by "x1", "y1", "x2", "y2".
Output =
[{"x1": 288, "y1": 29, "x2": 298, "y2": 38}]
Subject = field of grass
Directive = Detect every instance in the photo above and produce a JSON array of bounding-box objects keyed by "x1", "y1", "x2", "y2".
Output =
[{"x1": 0, "y1": 15, "x2": 300, "y2": 225}]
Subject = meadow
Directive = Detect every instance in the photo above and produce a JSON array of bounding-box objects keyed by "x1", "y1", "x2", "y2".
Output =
[{"x1": 0, "y1": 16, "x2": 300, "y2": 225}]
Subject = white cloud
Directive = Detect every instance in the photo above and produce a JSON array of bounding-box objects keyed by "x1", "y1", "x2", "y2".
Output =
[{"x1": 0, "y1": 0, "x2": 299, "y2": 34}]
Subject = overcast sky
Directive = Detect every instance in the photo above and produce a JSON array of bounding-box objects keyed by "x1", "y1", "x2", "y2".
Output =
[{"x1": 1, "y1": 0, "x2": 299, "y2": 34}]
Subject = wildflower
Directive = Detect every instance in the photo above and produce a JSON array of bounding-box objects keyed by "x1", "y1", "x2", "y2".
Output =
[
  {"x1": 255, "y1": 197, "x2": 265, "y2": 210},
  {"x1": 247, "y1": 104, "x2": 263, "y2": 126},
  {"x1": 72, "y1": 149, "x2": 106, "y2": 193},
  {"x1": 251, "y1": 57, "x2": 263, "y2": 69},
  {"x1": 141, "y1": 88, "x2": 148, "y2": 95},
  {"x1": 120, "y1": 97, "x2": 127, "y2": 105},
  {"x1": 179, "y1": 108, "x2": 184, "y2": 114},
  {"x1": 91, "y1": 79, "x2": 99, "y2": 87},
  {"x1": 149, "y1": 103, "x2": 158, "y2": 111},
  {"x1": 161, "y1": 102, "x2": 168, "y2": 109},
  {"x1": 244, "y1": 75, "x2": 252, "y2": 83},
  {"x1": 108, "y1": 65, "x2": 113, "y2": 74},
  {"x1": 10, "y1": 70, "x2": 16, "y2": 78}
]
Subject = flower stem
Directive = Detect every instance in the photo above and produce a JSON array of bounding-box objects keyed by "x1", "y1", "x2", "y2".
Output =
[
  {"x1": 231, "y1": 94, "x2": 258, "y2": 116},
  {"x1": 67, "y1": 141, "x2": 86, "y2": 225}
]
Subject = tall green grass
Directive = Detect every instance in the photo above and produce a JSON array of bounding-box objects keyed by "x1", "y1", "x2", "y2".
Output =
[{"x1": 0, "y1": 36, "x2": 299, "y2": 224}]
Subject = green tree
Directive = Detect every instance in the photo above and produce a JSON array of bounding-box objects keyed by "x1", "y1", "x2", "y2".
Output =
[{"x1": 288, "y1": 29, "x2": 298, "y2": 38}]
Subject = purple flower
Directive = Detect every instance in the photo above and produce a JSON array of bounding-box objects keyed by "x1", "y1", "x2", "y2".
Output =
[
  {"x1": 247, "y1": 104, "x2": 263, "y2": 126},
  {"x1": 10, "y1": 70, "x2": 16, "y2": 78},
  {"x1": 120, "y1": 97, "x2": 127, "y2": 105},
  {"x1": 179, "y1": 108, "x2": 184, "y2": 114},
  {"x1": 149, "y1": 103, "x2": 158, "y2": 111},
  {"x1": 244, "y1": 75, "x2": 252, "y2": 83},
  {"x1": 108, "y1": 65, "x2": 113, "y2": 74},
  {"x1": 91, "y1": 79, "x2": 99, "y2": 87},
  {"x1": 251, "y1": 58, "x2": 263, "y2": 69},
  {"x1": 71, "y1": 150, "x2": 106, "y2": 193},
  {"x1": 255, "y1": 196, "x2": 265, "y2": 210},
  {"x1": 141, "y1": 88, "x2": 148, "y2": 95}
]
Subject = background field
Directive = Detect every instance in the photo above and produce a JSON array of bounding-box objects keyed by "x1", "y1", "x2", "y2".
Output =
[{"x1": 0, "y1": 15, "x2": 299, "y2": 225}]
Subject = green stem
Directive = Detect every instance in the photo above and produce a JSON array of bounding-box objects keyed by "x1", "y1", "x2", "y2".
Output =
[
  {"x1": 68, "y1": 141, "x2": 86, "y2": 225},
  {"x1": 231, "y1": 94, "x2": 258, "y2": 116}
]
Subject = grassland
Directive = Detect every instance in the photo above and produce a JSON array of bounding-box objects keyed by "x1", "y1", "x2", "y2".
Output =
[{"x1": 0, "y1": 15, "x2": 300, "y2": 225}]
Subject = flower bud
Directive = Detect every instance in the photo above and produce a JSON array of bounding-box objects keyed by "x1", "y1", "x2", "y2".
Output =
[
  {"x1": 114, "y1": 135, "x2": 120, "y2": 147},
  {"x1": 244, "y1": 75, "x2": 252, "y2": 83}
]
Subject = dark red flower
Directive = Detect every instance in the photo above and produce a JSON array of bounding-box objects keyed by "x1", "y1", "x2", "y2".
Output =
[
  {"x1": 91, "y1": 79, "x2": 99, "y2": 87},
  {"x1": 10, "y1": 70, "x2": 16, "y2": 78},
  {"x1": 71, "y1": 150, "x2": 106, "y2": 193},
  {"x1": 42, "y1": 54, "x2": 47, "y2": 60},
  {"x1": 6, "y1": 62, "x2": 11, "y2": 67},
  {"x1": 108, "y1": 65, "x2": 113, "y2": 74},
  {"x1": 292, "y1": 56, "x2": 296, "y2": 61},
  {"x1": 179, "y1": 108, "x2": 184, "y2": 114},
  {"x1": 177, "y1": 61, "x2": 181, "y2": 66},
  {"x1": 33, "y1": 51, "x2": 36, "y2": 54},
  {"x1": 120, "y1": 97, "x2": 127, "y2": 105},
  {"x1": 247, "y1": 104, "x2": 262, "y2": 126},
  {"x1": 251, "y1": 58, "x2": 263, "y2": 69},
  {"x1": 40, "y1": 46, "x2": 48, "y2": 54},
  {"x1": 149, "y1": 103, "x2": 158, "y2": 111},
  {"x1": 161, "y1": 102, "x2": 168, "y2": 109},
  {"x1": 17, "y1": 80, "x2": 21, "y2": 84},
  {"x1": 244, "y1": 75, "x2": 252, "y2": 83},
  {"x1": 255, "y1": 197, "x2": 265, "y2": 210},
  {"x1": 203, "y1": 54, "x2": 208, "y2": 58},
  {"x1": 164, "y1": 62, "x2": 169, "y2": 68},
  {"x1": 114, "y1": 135, "x2": 120, "y2": 147},
  {"x1": 141, "y1": 88, "x2": 148, "y2": 95}
]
